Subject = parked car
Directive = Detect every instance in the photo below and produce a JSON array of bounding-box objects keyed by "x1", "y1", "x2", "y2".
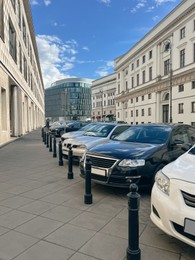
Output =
[
  {"x1": 150, "y1": 145, "x2": 195, "y2": 247},
  {"x1": 62, "y1": 123, "x2": 130, "y2": 162},
  {"x1": 80, "y1": 123, "x2": 195, "y2": 188},
  {"x1": 60, "y1": 122, "x2": 101, "y2": 142},
  {"x1": 50, "y1": 121, "x2": 89, "y2": 137}
]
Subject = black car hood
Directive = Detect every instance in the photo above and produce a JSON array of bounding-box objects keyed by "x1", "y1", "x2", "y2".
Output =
[{"x1": 88, "y1": 140, "x2": 163, "y2": 160}]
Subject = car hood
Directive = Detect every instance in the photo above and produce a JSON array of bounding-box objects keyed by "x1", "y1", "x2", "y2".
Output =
[
  {"x1": 88, "y1": 140, "x2": 162, "y2": 160},
  {"x1": 64, "y1": 135, "x2": 103, "y2": 145},
  {"x1": 62, "y1": 130, "x2": 85, "y2": 139},
  {"x1": 162, "y1": 151, "x2": 195, "y2": 183}
]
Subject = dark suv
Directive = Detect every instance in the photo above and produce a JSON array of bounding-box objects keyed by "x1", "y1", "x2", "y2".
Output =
[{"x1": 80, "y1": 124, "x2": 195, "y2": 188}]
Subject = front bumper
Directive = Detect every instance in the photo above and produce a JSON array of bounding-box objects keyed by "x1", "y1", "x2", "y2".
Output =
[{"x1": 150, "y1": 180, "x2": 195, "y2": 247}]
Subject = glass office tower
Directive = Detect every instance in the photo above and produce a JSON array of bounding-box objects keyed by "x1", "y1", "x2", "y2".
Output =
[{"x1": 45, "y1": 78, "x2": 92, "y2": 121}]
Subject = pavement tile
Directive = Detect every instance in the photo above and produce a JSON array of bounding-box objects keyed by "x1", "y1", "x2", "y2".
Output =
[
  {"x1": 45, "y1": 223, "x2": 96, "y2": 250},
  {"x1": 18, "y1": 200, "x2": 56, "y2": 215},
  {"x1": 79, "y1": 232, "x2": 127, "y2": 260},
  {"x1": 13, "y1": 240, "x2": 74, "y2": 260},
  {"x1": 41, "y1": 205, "x2": 82, "y2": 223},
  {"x1": 70, "y1": 211, "x2": 112, "y2": 231},
  {"x1": 0, "y1": 196, "x2": 34, "y2": 209},
  {"x1": 69, "y1": 252, "x2": 100, "y2": 260},
  {"x1": 0, "y1": 230, "x2": 38, "y2": 260},
  {"x1": 0, "y1": 209, "x2": 36, "y2": 229},
  {"x1": 15, "y1": 216, "x2": 64, "y2": 239}
]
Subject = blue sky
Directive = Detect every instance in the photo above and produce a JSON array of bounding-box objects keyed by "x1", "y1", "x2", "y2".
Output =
[{"x1": 30, "y1": 0, "x2": 182, "y2": 88}]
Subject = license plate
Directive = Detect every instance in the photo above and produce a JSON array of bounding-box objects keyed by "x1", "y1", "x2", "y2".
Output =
[
  {"x1": 91, "y1": 167, "x2": 106, "y2": 176},
  {"x1": 184, "y1": 218, "x2": 195, "y2": 236}
]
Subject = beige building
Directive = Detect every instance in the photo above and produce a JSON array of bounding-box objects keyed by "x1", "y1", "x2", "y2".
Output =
[
  {"x1": 0, "y1": 0, "x2": 44, "y2": 145},
  {"x1": 115, "y1": 0, "x2": 195, "y2": 125},
  {"x1": 91, "y1": 73, "x2": 116, "y2": 121}
]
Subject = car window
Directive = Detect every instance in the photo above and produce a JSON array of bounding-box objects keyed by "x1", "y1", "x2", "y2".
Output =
[
  {"x1": 114, "y1": 125, "x2": 171, "y2": 144},
  {"x1": 110, "y1": 125, "x2": 130, "y2": 137},
  {"x1": 188, "y1": 126, "x2": 195, "y2": 144},
  {"x1": 84, "y1": 124, "x2": 115, "y2": 137},
  {"x1": 171, "y1": 127, "x2": 190, "y2": 144}
]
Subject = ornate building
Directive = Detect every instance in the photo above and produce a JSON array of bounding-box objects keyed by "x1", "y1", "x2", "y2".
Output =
[
  {"x1": 115, "y1": 0, "x2": 195, "y2": 125},
  {"x1": 0, "y1": 0, "x2": 44, "y2": 145}
]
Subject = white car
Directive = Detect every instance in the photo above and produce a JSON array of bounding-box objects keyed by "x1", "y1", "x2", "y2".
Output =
[
  {"x1": 150, "y1": 145, "x2": 195, "y2": 247},
  {"x1": 62, "y1": 123, "x2": 130, "y2": 162},
  {"x1": 60, "y1": 122, "x2": 99, "y2": 142}
]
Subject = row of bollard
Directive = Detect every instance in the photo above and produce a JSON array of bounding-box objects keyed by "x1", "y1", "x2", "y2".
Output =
[{"x1": 41, "y1": 127, "x2": 141, "y2": 260}]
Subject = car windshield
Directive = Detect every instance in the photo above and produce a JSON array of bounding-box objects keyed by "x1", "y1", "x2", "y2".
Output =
[
  {"x1": 114, "y1": 125, "x2": 171, "y2": 144},
  {"x1": 84, "y1": 124, "x2": 115, "y2": 137},
  {"x1": 79, "y1": 123, "x2": 98, "y2": 131}
]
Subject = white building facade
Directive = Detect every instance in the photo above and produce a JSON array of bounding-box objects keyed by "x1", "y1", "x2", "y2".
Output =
[
  {"x1": 0, "y1": 0, "x2": 45, "y2": 145},
  {"x1": 114, "y1": 0, "x2": 195, "y2": 125},
  {"x1": 91, "y1": 73, "x2": 116, "y2": 121}
]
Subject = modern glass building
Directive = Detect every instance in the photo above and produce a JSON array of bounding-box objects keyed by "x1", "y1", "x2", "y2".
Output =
[{"x1": 45, "y1": 78, "x2": 92, "y2": 121}]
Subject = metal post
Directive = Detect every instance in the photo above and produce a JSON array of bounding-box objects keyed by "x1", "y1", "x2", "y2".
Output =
[
  {"x1": 67, "y1": 146, "x2": 74, "y2": 179},
  {"x1": 46, "y1": 133, "x2": 49, "y2": 148},
  {"x1": 49, "y1": 134, "x2": 52, "y2": 152},
  {"x1": 41, "y1": 127, "x2": 44, "y2": 138},
  {"x1": 84, "y1": 158, "x2": 93, "y2": 204},
  {"x1": 43, "y1": 130, "x2": 46, "y2": 143},
  {"x1": 126, "y1": 183, "x2": 141, "y2": 260},
  {"x1": 44, "y1": 131, "x2": 47, "y2": 145},
  {"x1": 53, "y1": 137, "x2": 57, "y2": 158},
  {"x1": 58, "y1": 141, "x2": 63, "y2": 166}
]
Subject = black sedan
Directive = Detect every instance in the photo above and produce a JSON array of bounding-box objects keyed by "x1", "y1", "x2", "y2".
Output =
[
  {"x1": 50, "y1": 121, "x2": 89, "y2": 137},
  {"x1": 80, "y1": 123, "x2": 195, "y2": 188}
]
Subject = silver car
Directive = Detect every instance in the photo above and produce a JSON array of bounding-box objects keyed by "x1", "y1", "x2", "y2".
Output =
[{"x1": 62, "y1": 123, "x2": 130, "y2": 162}]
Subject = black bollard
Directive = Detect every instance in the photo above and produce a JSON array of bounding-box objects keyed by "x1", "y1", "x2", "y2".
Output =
[
  {"x1": 43, "y1": 130, "x2": 46, "y2": 143},
  {"x1": 44, "y1": 131, "x2": 47, "y2": 145},
  {"x1": 67, "y1": 146, "x2": 74, "y2": 179},
  {"x1": 126, "y1": 183, "x2": 141, "y2": 260},
  {"x1": 41, "y1": 127, "x2": 44, "y2": 138},
  {"x1": 46, "y1": 133, "x2": 49, "y2": 148},
  {"x1": 53, "y1": 137, "x2": 57, "y2": 158},
  {"x1": 58, "y1": 141, "x2": 63, "y2": 166},
  {"x1": 49, "y1": 134, "x2": 52, "y2": 152},
  {"x1": 84, "y1": 157, "x2": 93, "y2": 204}
]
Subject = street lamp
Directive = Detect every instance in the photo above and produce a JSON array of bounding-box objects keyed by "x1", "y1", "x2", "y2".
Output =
[
  {"x1": 100, "y1": 90, "x2": 103, "y2": 121},
  {"x1": 164, "y1": 39, "x2": 173, "y2": 123}
]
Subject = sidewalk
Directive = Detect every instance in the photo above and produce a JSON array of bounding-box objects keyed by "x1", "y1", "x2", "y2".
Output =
[{"x1": 0, "y1": 129, "x2": 194, "y2": 260}]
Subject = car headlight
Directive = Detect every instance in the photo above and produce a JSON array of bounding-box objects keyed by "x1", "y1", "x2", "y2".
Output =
[
  {"x1": 118, "y1": 159, "x2": 145, "y2": 167},
  {"x1": 155, "y1": 170, "x2": 170, "y2": 196},
  {"x1": 78, "y1": 144, "x2": 86, "y2": 149}
]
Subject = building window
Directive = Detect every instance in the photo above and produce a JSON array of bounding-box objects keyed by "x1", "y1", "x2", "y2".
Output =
[
  {"x1": 131, "y1": 98, "x2": 133, "y2": 104},
  {"x1": 148, "y1": 93, "x2": 151, "y2": 99},
  {"x1": 194, "y1": 43, "x2": 195, "y2": 63},
  {"x1": 178, "y1": 84, "x2": 184, "y2": 92},
  {"x1": 136, "y1": 110, "x2": 138, "y2": 117},
  {"x1": 148, "y1": 107, "x2": 151, "y2": 116},
  {"x1": 23, "y1": 56, "x2": 27, "y2": 81},
  {"x1": 142, "y1": 95, "x2": 144, "y2": 101},
  {"x1": 126, "y1": 81, "x2": 128, "y2": 90},
  {"x1": 1, "y1": 88, "x2": 7, "y2": 130},
  {"x1": 136, "y1": 97, "x2": 138, "y2": 102},
  {"x1": 180, "y1": 49, "x2": 185, "y2": 68},
  {"x1": 142, "y1": 55, "x2": 145, "y2": 63},
  {"x1": 141, "y1": 109, "x2": 144, "y2": 116},
  {"x1": 9, "y1": 19, "x2": 17, "y2": 62},
  {"x1": 18, "y1": 0, "x2": 21, "y2": 28},
  {"x1": 192, "y1": 102, "x2": 195, "y2": 113},
  {"x1": 194, "y1": 20, "x2": 195, "y2": 31},
  {"x1": 131, "y1": 63, "x2": 134, "y2": 71},
  {"x1": 131, "y1": 110, "x2": 133, "y2": 117},
  {"x1": 149, "y1": 66, "x2": 152, "y2": 81},
  {"x1": 137, "y1": 74, "x2": 139, "y2": 86},
  {"x1": 180, "y1": 27, "x2": 185, "y2": 39},
  {"x1": 164, "y1": 59, "x2": 170, "y2": 75},
  {"x1": 118, "y1": 84, "x2": 120, "y2": 93},
  {"x1": 192, "y1": 81, "x2": 195, "y2": 89},
  {"x1": 137, "y1": 59, "x2": 139, "y2": 67},
  {"x1": 118, "y1": 73, "x2": 120, "y2": 79},
  {"x1": 0, "y1": 0, "x2": 4, "y2": 40},
  {"x1": 142, "y1": 70, "x2": 145, "y2": 84},
  {"x1": 178, "y1": 103, "x2": 184, "y2": 114},
  {"x1": 149, "y1": 50, "x2": 152, "y2": 59},
  {"x1": 22, "y1": 17, "x2": 26, "y2": 45},
  {"x1": 11, "y1": 0, "x2": 16, "y2": 11},
  {"x1": 19, "y1": 43, "x2": 22, "y2": 72},
  {"x1": 131, "y1": 77, "x2": 134, "y2": 88}
]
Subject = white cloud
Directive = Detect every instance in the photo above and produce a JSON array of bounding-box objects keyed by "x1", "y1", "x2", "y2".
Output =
[
  {"x1": 36, "y1": 35, "x2": 78, "y2": 88},
  {"x1": 130, "y1": 0, "x2": 147, "y2": 13},
  {"x1": 30, "y1": 0, "x2": 39, "y2": 5},
  {"x1": 95, "y1": 60, "x2": 114, "y2": 77},
  {"x1": 98, "y1": 0, "x2": 111, "y2": 6},
  {"x1": 152, "y1": 15, "x2": 159, "y2": 21},
  {"x1": 44, "y1": 0, "x2": 51, "y2": 6},
  {"x1": 155, "y1": 0, "x2": 177, "y2": 5},
  {"x1": 82, "y1": 46, "x2": 90, "y2": 51}
]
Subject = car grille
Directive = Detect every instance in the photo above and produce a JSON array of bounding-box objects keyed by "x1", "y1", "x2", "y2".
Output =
[
  {"x1": 181, "y1": 191, "x2": 195, "y2": 208},
  {"x1": 86, "y1": 154, "x2": 117, "y2": 169}
]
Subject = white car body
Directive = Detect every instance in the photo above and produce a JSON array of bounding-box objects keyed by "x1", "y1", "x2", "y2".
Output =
[
  {"x1": 150, "y1": 145, "x2": 195, "y2": 247},
  {"x1": 62, "y1": 123, "x2": 130, "y2": 161}
]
